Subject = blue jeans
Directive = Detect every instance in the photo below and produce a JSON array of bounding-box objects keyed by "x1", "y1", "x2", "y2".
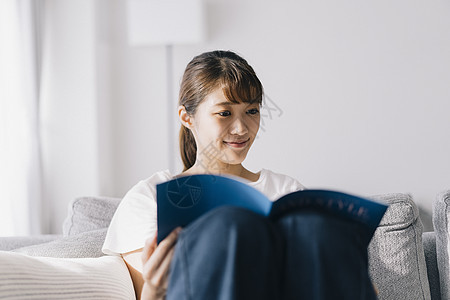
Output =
[{"x1": 167, "y1": 206, "x2": 377, "y2": 300}]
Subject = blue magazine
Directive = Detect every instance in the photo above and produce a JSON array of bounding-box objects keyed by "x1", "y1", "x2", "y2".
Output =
[{"x1": 156, "y1": 174, "x2": 388, "y2": 243}]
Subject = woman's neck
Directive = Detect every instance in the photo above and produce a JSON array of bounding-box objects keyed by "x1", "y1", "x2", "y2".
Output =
[{"x1": 181, "y1": 163, "x2": 260, "y2": 182}]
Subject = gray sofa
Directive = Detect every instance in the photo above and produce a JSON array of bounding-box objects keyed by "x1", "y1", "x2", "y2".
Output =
[{"x1": 1, "y1": 191, "x2": 449, "y2": 300}]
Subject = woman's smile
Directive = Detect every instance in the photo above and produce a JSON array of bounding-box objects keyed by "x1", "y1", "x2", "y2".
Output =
[{"x1": 223, "y1": 138, "x2": 250, "y2": 149}]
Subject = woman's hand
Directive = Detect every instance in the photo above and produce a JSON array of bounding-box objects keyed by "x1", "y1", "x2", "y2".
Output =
[{"x1": 141, "y1": 227, "x2": 182, "y2": 300}]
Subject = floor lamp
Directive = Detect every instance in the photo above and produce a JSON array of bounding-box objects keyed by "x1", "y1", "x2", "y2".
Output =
[{"x1": 126, "y1": 0, "x2": 205, "y2": 173}]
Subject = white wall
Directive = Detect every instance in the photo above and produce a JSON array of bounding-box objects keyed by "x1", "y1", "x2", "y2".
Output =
[
  {"x1": 40, "y1": 0, "x2": 99, "y2": 233},
  {"x1": 106, "y1": 0, "x2": 450, "y2": 206},
  {"x1": 42, "y1": 0, "x2": 450, "y2": 232},
  {"x1": 96, "y1": 0, "x2": 170, "y2": 197},
  {"x1": 187, "y1": 0, "x2": 450, "y2": 209}
]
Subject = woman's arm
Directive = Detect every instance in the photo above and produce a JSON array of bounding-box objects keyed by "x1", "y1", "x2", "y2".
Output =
[
  {"x1": 122, "y1": 250, "x2": 145, "y2": 299},
  {"x1": 122, "y1": 228, "x2": 181, "y2": 300}
]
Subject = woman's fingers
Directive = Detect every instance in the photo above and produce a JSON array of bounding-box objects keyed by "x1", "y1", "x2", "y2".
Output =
[
  {"x1": 141, "y1": 227, "x2": 182, "y2": 299},
  {"x1": 149, "y1": 246, "x2": 176, "y2": 289},
  {"x1": 141, "y1": 234, "x2": 157, "y2": 266},
  {"x1": 142, "y1": 227, "x2": 181, "y2": 282}
]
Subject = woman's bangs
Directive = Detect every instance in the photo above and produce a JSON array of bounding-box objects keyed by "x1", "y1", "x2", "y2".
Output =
[{"x1": 221, "y1": 76, "x2": 263, "y2": 105}]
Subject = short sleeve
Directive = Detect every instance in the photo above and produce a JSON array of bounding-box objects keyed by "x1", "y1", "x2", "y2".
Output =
[
  {"x1": 250, "y1": 169, "x2": 306, "y2": 201},
  {"x1": 290, "y1": 178, "x2": 306, "y2": 192},
  {"x1": 102, "y1": 171, "x2": 171, "y2": 255},
  {"x1": 279, "y1": 175, "x2": 305, "y2": 198}
]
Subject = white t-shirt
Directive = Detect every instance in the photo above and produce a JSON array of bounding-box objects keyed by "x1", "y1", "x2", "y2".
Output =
[{"x1": 102, "y1": 168, "x2": 305, "y2": 256}]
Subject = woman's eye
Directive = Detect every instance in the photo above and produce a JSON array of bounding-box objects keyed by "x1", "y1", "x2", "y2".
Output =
[
  {"x1": 218, "y1": 111, "x2": 231, "y2": 117},
  {"x1": 247, "y1": 108, "x2": 259, "y2": 115}
]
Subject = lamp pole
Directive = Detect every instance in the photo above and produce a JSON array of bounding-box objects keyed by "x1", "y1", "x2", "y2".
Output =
[{"x1": 126, "y1": 0, "x2": 205, "y2": 174}]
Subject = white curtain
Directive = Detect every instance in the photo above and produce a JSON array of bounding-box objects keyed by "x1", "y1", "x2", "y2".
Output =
[{"x1": 0, "y1": 0, "x2": 43, "y2": 236}]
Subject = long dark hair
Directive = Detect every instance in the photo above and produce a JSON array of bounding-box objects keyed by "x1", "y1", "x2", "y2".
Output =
[{"x1": 178, "y1": 50, "x2": 264, "y2": 171}]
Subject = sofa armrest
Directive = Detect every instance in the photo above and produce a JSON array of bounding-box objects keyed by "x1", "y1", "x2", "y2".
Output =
[
  {"x1": 0, "y1": 234, "x2": 61, "y2": 251},
  {"x1": 0, "y1": 252, "x2": 135, "y2": 299},
  {"x1": 423, "y1": 232, "x2": 441, "y2": 300}
]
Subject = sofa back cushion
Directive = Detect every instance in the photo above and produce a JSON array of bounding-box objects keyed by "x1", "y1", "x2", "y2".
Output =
[
  {"x1": 7, "y1": 197, "x2": 124, "y2": 259},
  {"x1": 368, "y1": 193, "x2": 431, "y2": 300},
  {"x1": 62, "y1": 196, "x2": 121, "y2": 236}
]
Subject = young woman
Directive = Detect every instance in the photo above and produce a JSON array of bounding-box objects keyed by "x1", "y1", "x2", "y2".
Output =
[{"x1": 103, "y1": 50, "x2": 376, "y2": 300}]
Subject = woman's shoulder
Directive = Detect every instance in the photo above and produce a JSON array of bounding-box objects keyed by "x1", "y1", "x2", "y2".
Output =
[
  {"x1": 262, "y1": 169, "x2": 306, "y2": 191},
  {"x1": 103, "y1": 170, "x2": 172, "y2": 256},
  {"x1": 124, "y1": 169, "x2": 173, "y2": 198},
  {"x1": 261, "y1": 168, "x2": 295, "y2": 181},
  {"x1": 139, "y1": 169, "x2": 173, "y2": 186}
]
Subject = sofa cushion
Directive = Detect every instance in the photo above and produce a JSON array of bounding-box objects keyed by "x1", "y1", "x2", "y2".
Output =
[
  {"x1": 0, "y1": 251, "x2": 135, "y2": 299},
  {"x1": 12, "y1": 228, "x2": 107, "y2": 258},
  {"x1": 433, "y1": 189, "x2": 450, "y2": 300},
  {"x1": 62, "y1": 196, "x2": 121, "y2": 236},
  {"x1": 368, "y1": 193, "x2": 431, "y2": 300}
]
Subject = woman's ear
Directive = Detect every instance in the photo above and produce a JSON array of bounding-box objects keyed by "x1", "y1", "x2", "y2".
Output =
[{"x1": 178, "y1": 105, "x2": 194, "y2": 129}]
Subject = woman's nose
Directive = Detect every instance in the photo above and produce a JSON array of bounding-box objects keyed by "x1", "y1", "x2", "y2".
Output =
[{"x1": 229, "y1": 118, "x2": 248, "y2": 135}]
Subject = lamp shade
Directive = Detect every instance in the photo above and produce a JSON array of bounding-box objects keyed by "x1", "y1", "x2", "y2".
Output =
[{"x1": 126, "y1": 0, "x2": 205, "y2": 46}]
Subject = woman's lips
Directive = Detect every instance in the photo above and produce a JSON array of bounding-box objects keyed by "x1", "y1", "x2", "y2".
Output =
[{"x1": 224, "y1": 138, "x2": 250, "y2": 148}]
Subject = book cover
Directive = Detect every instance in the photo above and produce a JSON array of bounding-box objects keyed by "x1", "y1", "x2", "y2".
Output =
[{"x1": 156, "y1": 174, "x2": 388, "y2": 243}]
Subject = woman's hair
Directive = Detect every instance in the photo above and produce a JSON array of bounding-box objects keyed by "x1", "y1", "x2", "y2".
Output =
[{"x1": 179, "y1": 50, "x2": 264, "y2": 171}]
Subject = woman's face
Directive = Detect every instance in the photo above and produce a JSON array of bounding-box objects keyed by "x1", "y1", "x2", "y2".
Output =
[{"x1": 188, "y1": 88, "x2": 261, "y2": 169}]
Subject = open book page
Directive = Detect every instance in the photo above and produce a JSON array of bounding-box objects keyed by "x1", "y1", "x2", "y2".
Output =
[
  {"x1": 270, "y1": 190, "x2": 388, "y2": 237},
  {"x1": 156, "y1": 174, "x2": 388, "y2": 243},
  {"x1": 156, "y1": 174, "x2": 272, "y2": 243}
]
